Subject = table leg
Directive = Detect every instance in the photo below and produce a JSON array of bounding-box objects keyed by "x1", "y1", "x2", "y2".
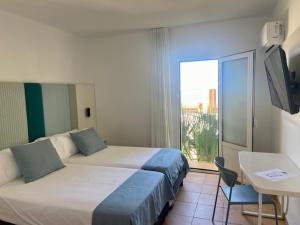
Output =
[
  {"x1": 281, "y1": 196, "x2": 285, "y2": 219},
  {"x1": 241, "y1": 171, "x2": 244, "y2": 184},
  {"x1": 241, "y1": 171, "x2": 244, "y2": 213},
  {"x1": 242, "y1": 194, "x2": 285, "y2": 219},
  {"x1": 258, "y1": 193, "x2": 262, "y2": 225}
]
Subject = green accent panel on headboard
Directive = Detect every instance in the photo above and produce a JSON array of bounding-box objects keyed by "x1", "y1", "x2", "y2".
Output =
[
  {"x1": 42, "y1": 84, "x2": 72, "y2": 136},
  {"x1": 24, "y1": 83, "x2": 46, "y2": 142},
  {"x1": 0, "y1": 82, "x2": 96, "y2": 148},
  {"x1": 0, "y1": 83, "x2": 29, "y2": 149},
  {"x1": 68, "y1": 84, "x2": 78, "y2": 130}
]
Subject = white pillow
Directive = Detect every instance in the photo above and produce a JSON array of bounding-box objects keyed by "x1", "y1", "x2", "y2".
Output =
[
  {"x1": 52, "y1": 134, "x2": 78, "y2": 160},
  {"x1": 0, "y1": 148, "x2": 21, "y2": 186},
  {"x1": 35, "y1": 131, "x2": 78, "y2": 160}
]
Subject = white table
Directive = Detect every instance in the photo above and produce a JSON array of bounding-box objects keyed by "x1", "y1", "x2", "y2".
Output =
[{"x1": 239, "y1": 152, "x2": 300, "y2": 225}]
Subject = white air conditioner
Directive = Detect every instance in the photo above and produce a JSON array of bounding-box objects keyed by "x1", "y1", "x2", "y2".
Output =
[{"x1": 262, "y1": 21, "x2": 285, "y2": 49}]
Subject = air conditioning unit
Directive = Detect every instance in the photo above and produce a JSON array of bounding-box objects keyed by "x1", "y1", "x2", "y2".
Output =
[{"x1": 262, "y1": 21, "x2": 285, "y2": 49}]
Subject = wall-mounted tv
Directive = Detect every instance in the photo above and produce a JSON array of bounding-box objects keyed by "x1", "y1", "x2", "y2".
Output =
[{"x1": 264, "y1": 45, "x2": 299, "y2": 114}]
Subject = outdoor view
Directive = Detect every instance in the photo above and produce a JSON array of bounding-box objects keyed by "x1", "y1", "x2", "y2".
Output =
[{"x1": 180, "y1": 60, "x2": 219, "y2": 170}]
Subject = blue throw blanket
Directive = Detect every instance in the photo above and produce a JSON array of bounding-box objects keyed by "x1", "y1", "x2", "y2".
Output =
[
  {"x1": 92, "y1": 170, "x2": 174, "y2": 225},
  {"x1": 142, "y1": 148, "x2": 190, "y2": 189}
]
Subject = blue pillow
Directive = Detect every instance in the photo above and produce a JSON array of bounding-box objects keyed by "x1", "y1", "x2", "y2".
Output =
[
  {"x1": 70, "y1": 128, "x2": 107, "y2": 156},
  {"x1": 11, "y1": 140, "x2": 65, "y2": 183}
]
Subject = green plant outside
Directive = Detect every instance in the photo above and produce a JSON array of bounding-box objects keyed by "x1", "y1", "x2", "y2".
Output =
[{"x1": 181, "y1": 110, "x2": 219, "y2": 163}]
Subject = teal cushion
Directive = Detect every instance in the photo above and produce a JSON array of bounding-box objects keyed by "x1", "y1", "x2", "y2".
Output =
[
  {"x1": 70, "y1": 128, "x2": 107, "y2": 156},
  {"x1": 11, "y1": 140, "x2": 65, "y2": 183}
]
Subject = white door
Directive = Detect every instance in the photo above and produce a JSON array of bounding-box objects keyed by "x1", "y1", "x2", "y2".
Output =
[{"x1": 219, "y1": 51, "x2": 254, "y2": 177}]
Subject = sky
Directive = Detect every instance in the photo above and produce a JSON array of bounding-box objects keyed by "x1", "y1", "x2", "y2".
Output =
[{"x1": 180, "y1": 60, "x2": 218, "y2": 106}]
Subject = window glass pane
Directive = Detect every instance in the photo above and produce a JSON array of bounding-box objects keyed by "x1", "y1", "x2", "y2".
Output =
[{"x1": 222, "y1": 58, "x2": 247, "y2": 147}]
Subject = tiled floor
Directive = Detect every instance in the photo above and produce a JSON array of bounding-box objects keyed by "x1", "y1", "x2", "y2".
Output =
[
  {"x1": 163, "y1": 172, "x2": 287, "y2": 225},
  {"x1": 187, "y1": 159, "x2": 218, "y2": 171}
]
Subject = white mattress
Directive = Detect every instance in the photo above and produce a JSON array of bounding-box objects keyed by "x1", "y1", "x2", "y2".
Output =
[
  {"x1": 0, "y1": 164, "x2": 137, "y2": 225},
  {"x1": 65, "y1": 146, "x2": 161, "y2": 169}
]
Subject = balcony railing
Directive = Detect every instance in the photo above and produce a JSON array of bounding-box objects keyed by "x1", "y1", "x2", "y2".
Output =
[{"x1": 181, "y1": 110, "x2": 219, "y2": 164}]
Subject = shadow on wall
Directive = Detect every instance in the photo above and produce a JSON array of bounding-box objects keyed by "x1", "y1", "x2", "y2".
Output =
[{"x1": 284, "y1": 26, "x2": 300, "y2": 79}]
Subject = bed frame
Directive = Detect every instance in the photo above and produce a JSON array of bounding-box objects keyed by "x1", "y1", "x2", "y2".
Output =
[
  {"x1": 173, "y1": 167, "x2": 187, "y2": 193},
  {"x1": 0, "y1": 221, "x2": 11, "y2": 225}
]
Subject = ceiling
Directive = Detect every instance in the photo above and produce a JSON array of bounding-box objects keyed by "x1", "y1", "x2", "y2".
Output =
[{"x1": 0, "y1": 0, "x2": 278, "y2": 37}]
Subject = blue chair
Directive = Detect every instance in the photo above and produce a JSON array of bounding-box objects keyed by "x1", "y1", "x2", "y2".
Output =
[{"x1": 212, "y1": 157, "x2": 278, "y2": 225}]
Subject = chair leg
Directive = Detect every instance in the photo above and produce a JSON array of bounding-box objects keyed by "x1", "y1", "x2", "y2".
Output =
[
  {"x1": 212, "y1": 187, "x2": 219, "y2": 221},
  {"x1": 272, "y1": 203, "x2": 278, "y2": 225},
  {"x1": 225, "y1": 202, "x2": 231, "y2": 225}
]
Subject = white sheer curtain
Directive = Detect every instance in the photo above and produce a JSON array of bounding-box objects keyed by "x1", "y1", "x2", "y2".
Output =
[{"x1": 150, "y1": 27, "x2": 175, "y2": 148}]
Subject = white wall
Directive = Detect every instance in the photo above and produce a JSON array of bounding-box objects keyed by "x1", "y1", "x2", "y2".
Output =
[
  {"x1": 0, "y1": 10, "x2": 91, "y2": 84},
  {"x1": 87, "y1": 16, "x2": 273, "y2": 153},
  {"x1": 86, "y1": 31, "x2": 153, "y2": 146},
  {"x1": 272, "y1": 1, "x2": 300, "y2": 224},
  {"x1": 285, "y1": 0, "x2": 300, "y2": 37}
]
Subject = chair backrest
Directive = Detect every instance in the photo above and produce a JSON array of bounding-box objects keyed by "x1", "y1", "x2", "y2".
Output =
[
  {"x1": 215, "y1": 157, "x2": 224, "y2": 168},
  {"x1": 214, "y1": 157, "x2": 238, "y2": 187}
]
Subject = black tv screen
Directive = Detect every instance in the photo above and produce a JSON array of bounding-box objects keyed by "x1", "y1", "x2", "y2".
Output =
[{"x1": 264, "y1": 46, "x2": 299, "y2": 114}]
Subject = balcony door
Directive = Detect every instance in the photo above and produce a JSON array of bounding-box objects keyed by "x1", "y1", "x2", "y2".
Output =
[
  {"x1": 219, "y1": 51, "x2": 254, "y2": 176},
  {"x1": 180, "y1": 60, "x2": 219, "y2": 170}
]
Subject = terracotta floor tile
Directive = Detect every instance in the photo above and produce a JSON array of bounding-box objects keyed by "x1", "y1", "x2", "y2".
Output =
[
  {"x1": 252, "y1": 217, "x2": 285, "y2": 225},
  {"x1": 187, "y1": 172, "x2": 207, "y2": 179},
  {"x1": 177, "y1": 191, "x2": 200, "y2": 203},
  {"x1": 181, "y1": 181, "x2": 203, "y2": 193},
  {"x1": 243, "y1": 204, "x2": 278, "y2": 214},
  {"x1": 163, "y1": 214, "x2": 193, "y2": 225},
  {"x1": 170, "y1": 201, "x2": 197, "y2": 217},
  {"x1": 202, "y1": 184, "x2": 218, "y2": 195},
  {"x1": 222, "y1": 207, "x2": 255, "y2": 225},
  {"x1": 198, "y1": 194, "x2": 224, "y2": 207},
  {"x1": 192, "y1": 218, "x2": 224, "y2": 225},
  {"x1": 194, "y1": 204, "x2": 223, "y2": 221},
  {"x1": 204, "y1": 174, "x2": 220, "y2": 185},
  {"x1": 186, "y1": 174, "x2": 206, "y2": 184},
  {"x1": 226, "y1": 204, "x2": 242, "y2": 211}
]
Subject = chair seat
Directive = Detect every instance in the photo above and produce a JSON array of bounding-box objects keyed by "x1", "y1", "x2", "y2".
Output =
[{"x1": 221, "y1": 184, "x2": 274, "y2": 205}]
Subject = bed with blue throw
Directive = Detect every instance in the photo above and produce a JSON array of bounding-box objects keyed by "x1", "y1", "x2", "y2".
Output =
[
  {"x1": 66, "y1": 146, "x2": 189, "y2": 192},
  {"x1": 0, "y1": 164, "x2": 174, "y2": 225}
]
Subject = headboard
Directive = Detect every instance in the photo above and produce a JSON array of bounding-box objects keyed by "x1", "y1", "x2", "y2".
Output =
[{"x1": 0, "y1": 82, "x2": 96, "y2": 149}]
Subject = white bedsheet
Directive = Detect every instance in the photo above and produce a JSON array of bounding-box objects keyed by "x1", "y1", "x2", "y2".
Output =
[
  {"x1": 65, "y1": 146, "x2": 161, "y2": 169},
  {"x1": 0, "y1": 164, "x2": 136, "y2": 225}
]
